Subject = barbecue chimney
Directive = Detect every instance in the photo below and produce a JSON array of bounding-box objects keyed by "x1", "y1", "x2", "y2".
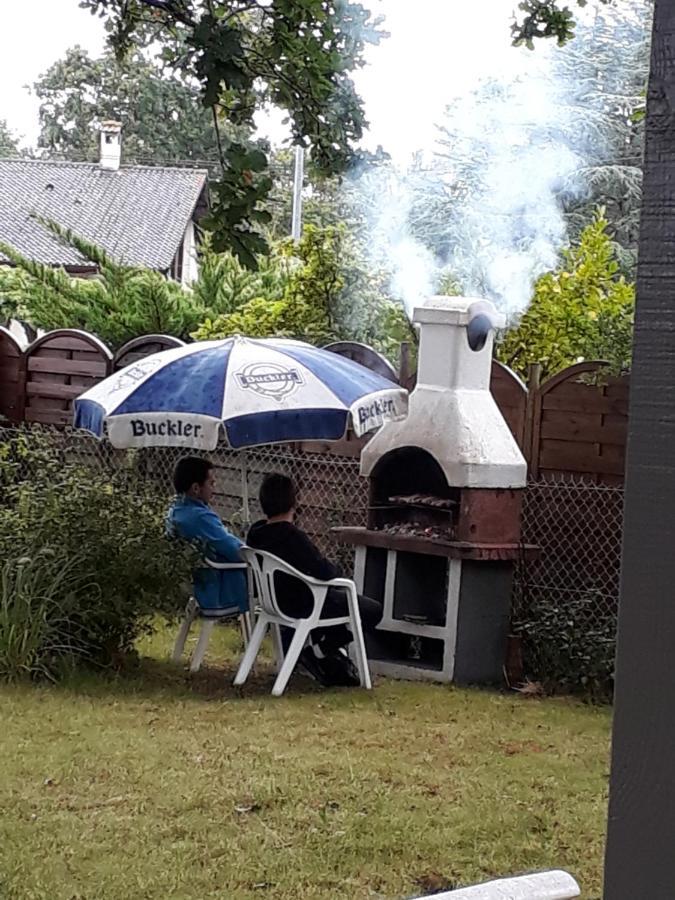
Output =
[
  {"x1": 361, "y1": 296, "x2": 526, "y2": 488},
  {"x1": 334, "y1": 296, "x2": 536, "y2": 686}
]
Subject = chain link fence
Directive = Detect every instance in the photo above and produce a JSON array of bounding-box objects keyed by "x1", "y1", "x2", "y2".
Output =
[
  {"x1": 2, "y1": 426, "x2": 623, "y2": 692},
  {"x1": 134, "y1": 441, "x2": 369, "y2": 575},
  {"x1": 18, "y1": 427, "x2": 368, "y2": 577},
  {"x1": 513, "y1": 476, "x2": 623, "y2": 695}
]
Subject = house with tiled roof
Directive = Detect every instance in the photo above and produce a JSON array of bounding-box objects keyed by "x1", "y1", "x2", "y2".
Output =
[{"x1": 0, "y1": 122, "x2": 209, "y2": 286}]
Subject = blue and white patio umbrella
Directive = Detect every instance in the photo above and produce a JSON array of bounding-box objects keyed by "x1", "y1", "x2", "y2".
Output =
[{"x1": 73, "y1": 336, "x2": 408, "y2": 450}]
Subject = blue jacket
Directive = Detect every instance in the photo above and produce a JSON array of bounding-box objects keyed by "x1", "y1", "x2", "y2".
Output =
[{"x1": 166, "y1": 496, "x2": 248, "y2": 614}]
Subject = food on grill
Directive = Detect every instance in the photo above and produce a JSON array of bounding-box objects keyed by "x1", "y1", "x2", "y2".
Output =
[
  {"x1": 382, "y1": 522, "x2": 454, "y2": 541},
  {"x1": 388, "y1": 494, "x2": 455, "y2": 509}
]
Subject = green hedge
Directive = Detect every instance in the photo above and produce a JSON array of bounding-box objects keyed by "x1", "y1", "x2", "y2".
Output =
[{"x1": 0, "y1": 428, "x2": 194, "y2": 680}]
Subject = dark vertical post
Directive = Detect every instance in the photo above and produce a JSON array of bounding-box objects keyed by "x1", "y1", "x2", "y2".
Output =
[
  {"x1": 604, "y1": 3, "x2": 675, "y2": 897},
  {"x1": 524, "y1": 362, "x2": 541, "y2": 472},
  {"x1": 15, "y1": 340, "x2": 28, "y2": 424},
  {"x1": 399, "y1": 341, "x2": 411, "y2": 387}
]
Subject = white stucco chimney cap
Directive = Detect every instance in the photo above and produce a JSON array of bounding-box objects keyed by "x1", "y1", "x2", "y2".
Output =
[
  {"x1": 100, "y1": 120, "x2": 122, "y2": 172},
  {"x1": 413, "y1": 295, "x2": 506, "y2": 330}
]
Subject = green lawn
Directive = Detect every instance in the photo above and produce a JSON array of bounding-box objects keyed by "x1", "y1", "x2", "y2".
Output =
[{"x1": 0, "y1": 625, "x2": 610, "y2": 900}]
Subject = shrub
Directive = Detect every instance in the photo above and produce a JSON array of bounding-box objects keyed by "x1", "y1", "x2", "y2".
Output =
[
  {"x1": 0, "y1": 550, "x2": 96, "y2": 681},
  {"x1": 515, "y1": 591, "x2": 617, "y2": 701},
  {"x1": 498, "y1": 211, "x2": 635, "y2": 379},
  {"x1": 193, "y1": 224, "x2": 416, "y2": 365},
  {"x1": 0, "y1": 220, "x2": 205, "y2": 350},
  {"x1": 0, "y1": 428, "x2": 195, "y2": 676}
]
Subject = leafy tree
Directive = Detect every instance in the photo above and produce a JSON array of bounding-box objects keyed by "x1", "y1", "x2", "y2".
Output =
[
  {"x1": 194, "y1": 224, "x2": 414, "y2": 360},
  {"x1": 0, "y1": 219, "x2": 205, "y2": 348},
  {"x1": 194, "y1": 225, "x2": 344, "y2": 344},
  {"x1": 194, "y1": 294, "x2": 291, "y2": 342},
  {"x1": 0, "y1": 120, "x2": 20, "y2": 158},
  {"x1": 34, "y1": 46, "x2": 227, "y2": 167},
  {"x1": 191, "y1": 232, "x2": 288, "y2": 316},
  {"x1": 0, "y1": 272, "x2": 21, "y2": 327},
  {"x1": 554, "y1": 1, "x2": 649, "y2": 262},
  {"x1": 497, "y1": 212, "x2": 635, "y2": 379},
  {"x1": 512, "y1": 0, "x2": 610, "y2": 48},
  {"x1": 81, "y1": 0, "x2": 383, "y2": 266}
]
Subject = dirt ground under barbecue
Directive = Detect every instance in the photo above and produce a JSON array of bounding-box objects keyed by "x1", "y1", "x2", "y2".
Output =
[{"x1": 0, "y1": 623, "x2": 610, "y2": 900}]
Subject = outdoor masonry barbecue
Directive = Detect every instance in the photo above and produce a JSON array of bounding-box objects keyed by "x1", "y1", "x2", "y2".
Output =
[{"x1": 334, "y1": 296, "x2": 536, "y2": 684}]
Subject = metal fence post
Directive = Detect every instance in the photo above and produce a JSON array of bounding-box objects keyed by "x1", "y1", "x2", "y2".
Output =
[{"x1": 241, "y1": 450, "x2": 251, "y2": 530}]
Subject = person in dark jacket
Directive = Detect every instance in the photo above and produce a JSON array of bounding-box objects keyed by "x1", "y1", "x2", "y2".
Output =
[{"x1": 247, "y1": 472, "x2": 382, "y2": 686}]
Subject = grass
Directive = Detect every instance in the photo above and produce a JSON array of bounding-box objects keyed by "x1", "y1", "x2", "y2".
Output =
[{"x1": 0, "y1": 624, "x2": 611, "y2": 900}]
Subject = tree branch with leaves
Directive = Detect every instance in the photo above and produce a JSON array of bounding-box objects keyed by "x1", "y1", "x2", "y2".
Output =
[
  {"x1": 80, "y1": 0, "x2": 383, "y2": 266},
  {"x1": 511, "y1": 0, "x2": 612, "y2": 48},
  {"x1": 0, "y1": 218, "x2": 206, "y2": 347}
]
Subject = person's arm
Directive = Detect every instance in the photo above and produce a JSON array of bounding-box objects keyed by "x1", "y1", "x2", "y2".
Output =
[
  {"x1": 194, "y1": 508, "x2": 243, "y2": 562},
  {"x1": 292, "y1": 528, "x2": 342, "y2": 581}
]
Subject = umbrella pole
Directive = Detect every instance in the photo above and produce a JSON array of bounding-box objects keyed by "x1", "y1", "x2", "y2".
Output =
[{"x1": 240, "y1": 451, "x2": 251, "y2": 533}]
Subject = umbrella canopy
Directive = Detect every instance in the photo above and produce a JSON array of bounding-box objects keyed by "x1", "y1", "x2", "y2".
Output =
[{"x1": 73, "y1": 336, "x2": 408, "y2": 450}]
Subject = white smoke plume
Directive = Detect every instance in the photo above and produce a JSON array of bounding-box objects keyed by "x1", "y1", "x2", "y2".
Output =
[
  {"x1": 351, "y1": 0, "x2": 649, "y2": 318},
  {"x1": 366, "y1": 170, "x2": 436, "y2": 307}
]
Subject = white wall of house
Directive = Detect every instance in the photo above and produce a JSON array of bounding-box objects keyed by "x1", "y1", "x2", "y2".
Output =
[
  {"x1": 9, "y1": 319, "x2": 28, "y2": 347},
  {"x1": 181, "y1": 221, "x2": 199, "y2": 286},
  {"x1": 7, "y1": 320, "x2": 45, "y2": 347}
]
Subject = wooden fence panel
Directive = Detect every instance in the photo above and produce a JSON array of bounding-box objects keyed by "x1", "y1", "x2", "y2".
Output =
[
  {"x1": 0, "y1": 327, "x2": 24, "y2": 423},
  {"x1": 23, "y1": 330, "x2": 112, "y2": 427},
  {"x1": 0, "y1": 328, "x2": 634, "y2": 486},
  {"x1": 0, "y1": 328, "x2": 25, "y2": 422},
  {"x1": 531, "y1": 362, "x2": 630, "y2": 483},
  {"x1": 323, "y1": 341, "x2": 399, "y2": 383},
  {"x1": 114, "y1": 335, "x2": 185, "y2": 371},
  {"x1": 490, "y1": 361, "x2": 528, "y2": 451}
]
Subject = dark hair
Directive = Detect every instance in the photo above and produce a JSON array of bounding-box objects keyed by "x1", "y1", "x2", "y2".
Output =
[
  {"x1": 173, "y1": 457, "x2": 213, "y2": 494},
  {"x1": 259, "y1": 473, "x2": 296, "y2": 518}
]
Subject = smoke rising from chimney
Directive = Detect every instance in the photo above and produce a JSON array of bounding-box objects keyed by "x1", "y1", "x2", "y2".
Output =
[{"x1": 350, "y1": 0, "x2": 648, "y2": 319}]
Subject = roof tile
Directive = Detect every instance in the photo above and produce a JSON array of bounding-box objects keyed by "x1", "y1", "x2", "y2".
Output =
[{"x1": 0, "y1": 159, "x2": 208, "y2": 270}]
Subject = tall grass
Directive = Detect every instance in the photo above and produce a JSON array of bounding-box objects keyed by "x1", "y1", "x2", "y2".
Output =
[{"x1": 0, "y1": 551, "x2": 98, "y2": 681}]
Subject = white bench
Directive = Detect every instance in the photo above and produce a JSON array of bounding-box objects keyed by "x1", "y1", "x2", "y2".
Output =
[
  {"x1": 234, "y1": 547, "x2": 372, "y2": 696},
  {"x1": 408, "y1": 871, "x2": 580, "y2": 900}
]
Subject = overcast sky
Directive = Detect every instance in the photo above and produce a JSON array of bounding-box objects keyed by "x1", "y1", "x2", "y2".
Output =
[
  {"x1": 1, "y1": 1, "x2": 105, "y2": 146},
  {"x1": 0, "y1": 0, "x2": 532, "y2": 163}
]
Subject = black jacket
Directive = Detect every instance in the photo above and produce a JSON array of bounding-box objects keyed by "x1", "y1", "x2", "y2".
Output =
[
  {"x1": 247, "y1": 520, "x2": 342, "y2": 616},
  {"x1": 247, "y1": 520, "x2": 341, "y2": 580}
]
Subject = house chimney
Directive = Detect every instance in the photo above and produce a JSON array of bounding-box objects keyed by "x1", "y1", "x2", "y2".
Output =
[{"x1": 100, "y1": 121, "x2": 122, "y2": 172}]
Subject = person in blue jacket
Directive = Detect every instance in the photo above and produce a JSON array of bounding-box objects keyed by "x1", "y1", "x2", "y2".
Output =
[{"x1": 166, "y1": 457, "x2": 247, "y2": 615}]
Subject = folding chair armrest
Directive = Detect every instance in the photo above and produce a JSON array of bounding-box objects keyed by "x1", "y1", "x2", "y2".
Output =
[
  {"x1": 204, "y1": 560, "x2": 248, "y2": 571},
  {"x1": 325, "y1": 577, "x2": 358, "y2": 595},
  {"x1": 291, "y1": 572, "x2": 356, "y2": 590}
]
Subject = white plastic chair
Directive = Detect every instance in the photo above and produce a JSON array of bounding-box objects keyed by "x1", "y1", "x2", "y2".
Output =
[
  {"x1": 172, "y1": 558, "x2": 252, "y2": 673},
  {"x1": 234, "y1": 547, "x2": 372, "y2": 697},
  {"x1": 408, "y1": 870, "x2": 580, "y2": 899}
]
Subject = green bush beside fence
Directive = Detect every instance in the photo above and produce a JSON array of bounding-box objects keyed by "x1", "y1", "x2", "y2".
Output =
[{"x1": 0, "y1": 428, "x2": 193, "y2": 680}]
